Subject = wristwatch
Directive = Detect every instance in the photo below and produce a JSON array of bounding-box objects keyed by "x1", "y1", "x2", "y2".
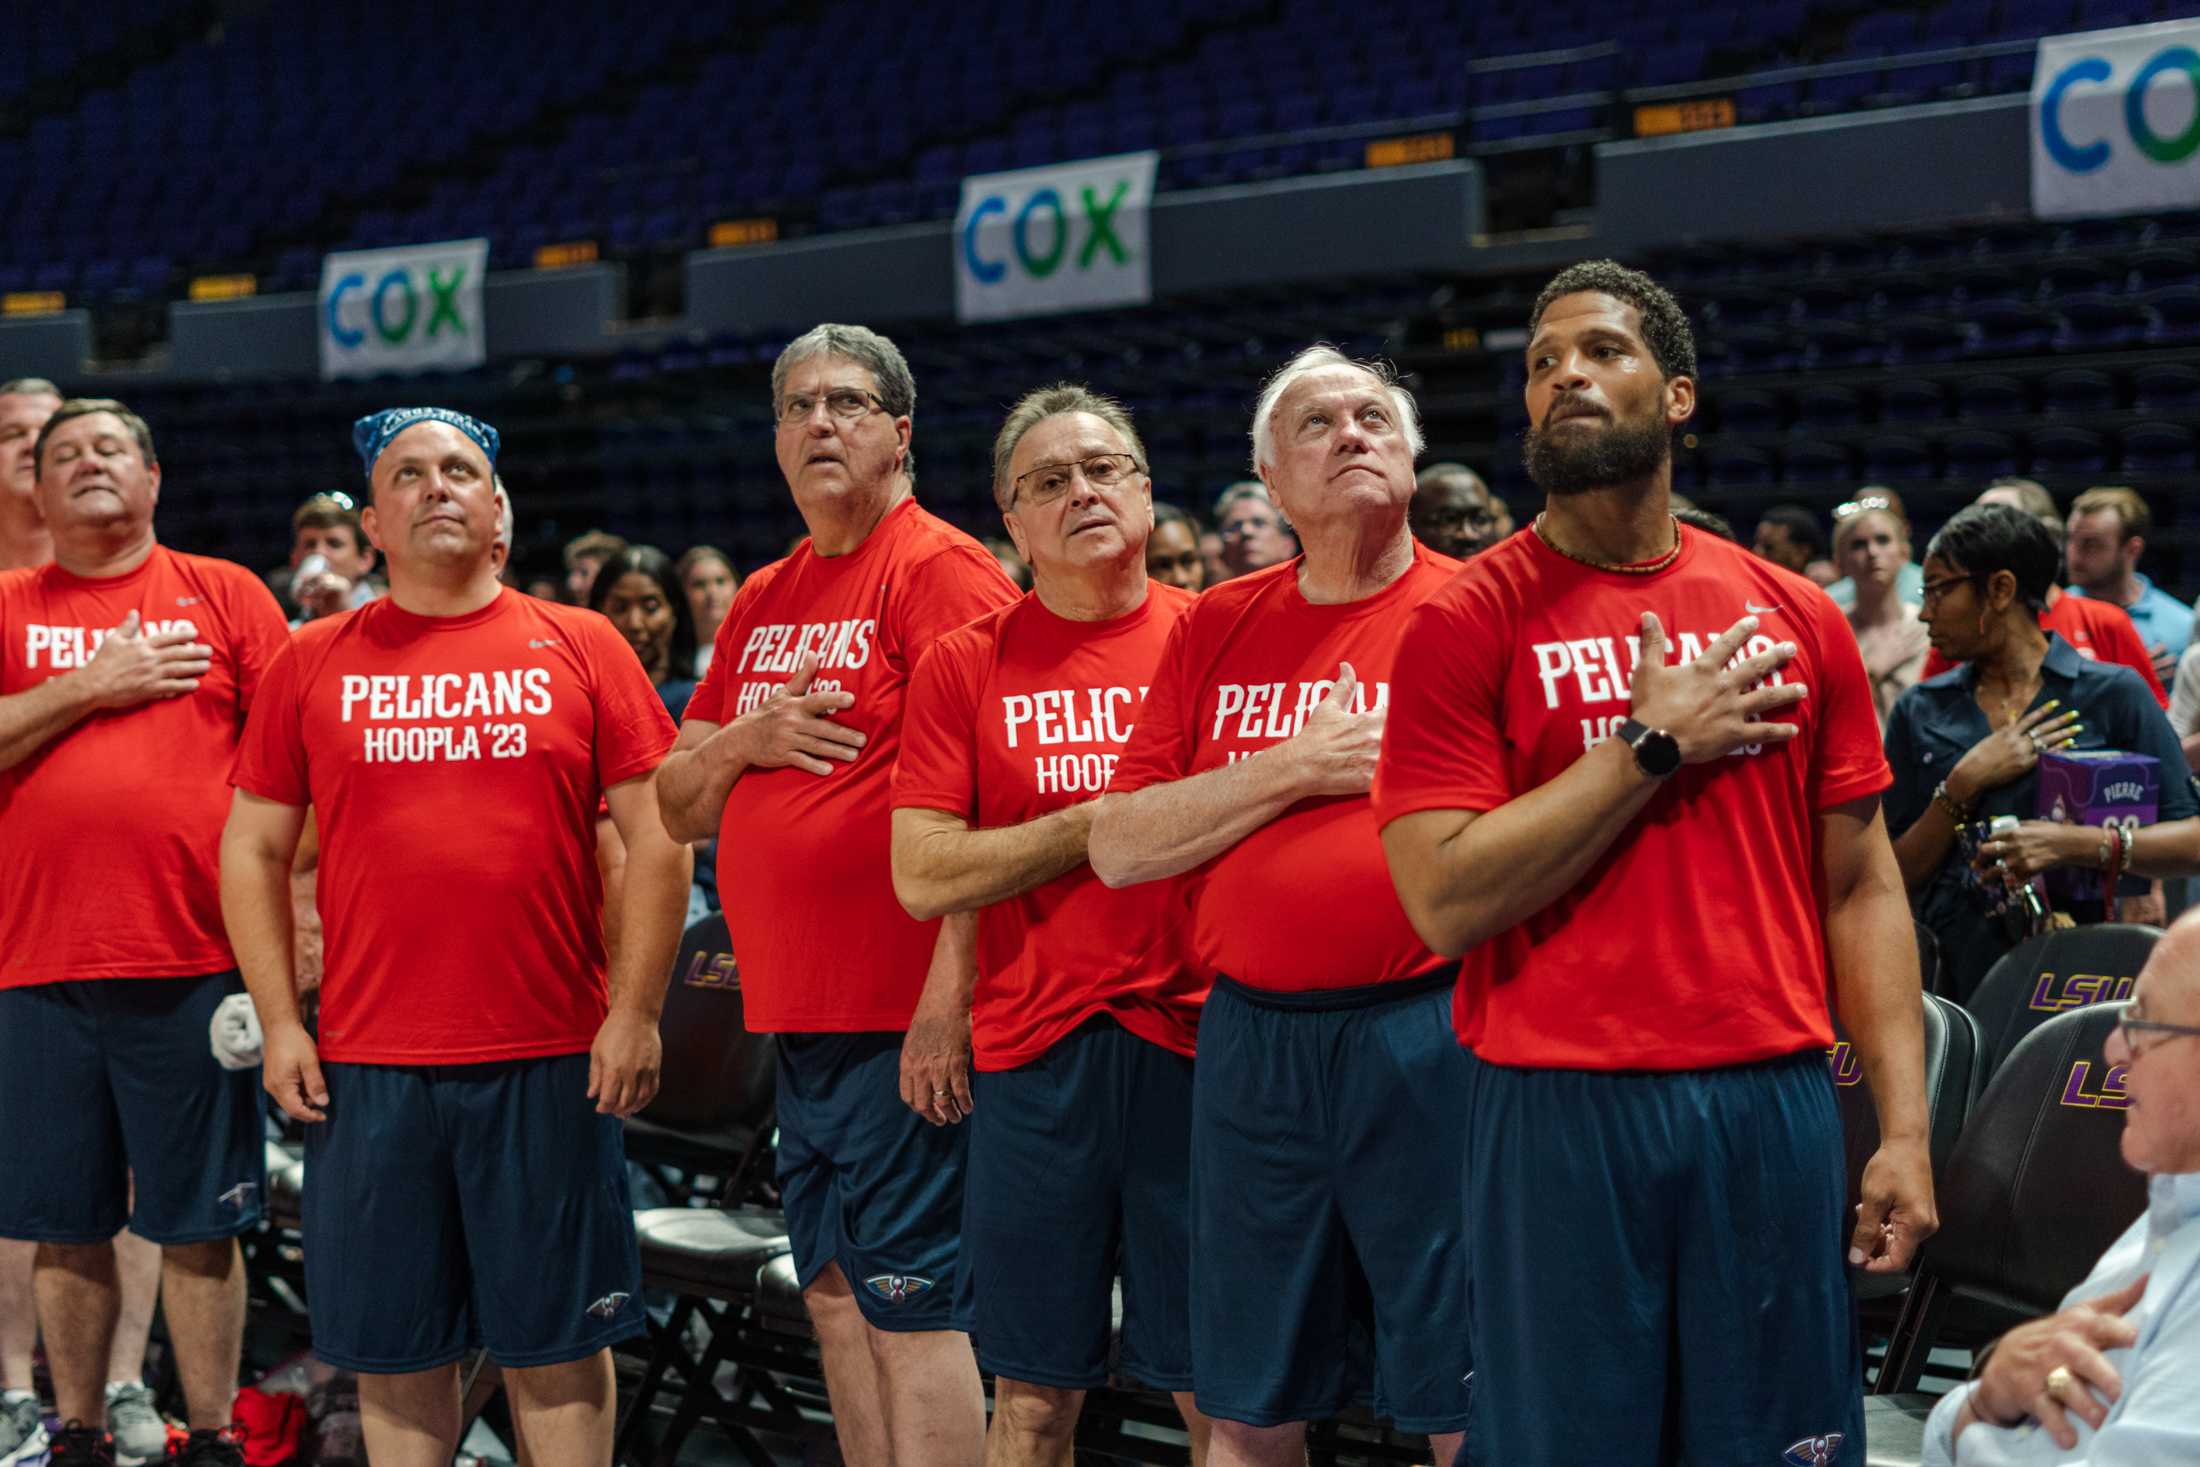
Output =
[{"x1": 1616, "y1": 718, "x2": 1682, "y2": 778}]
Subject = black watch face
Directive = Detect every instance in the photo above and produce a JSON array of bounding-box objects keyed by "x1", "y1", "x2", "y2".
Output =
[{"x1": 1635, "y1": 728, "x2": 1682, "y2": 777}]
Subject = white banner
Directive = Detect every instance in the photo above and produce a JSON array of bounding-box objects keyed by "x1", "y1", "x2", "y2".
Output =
[
  {"x1": 2034, "y1": 20, "x2": 2200, "y2": 218},
  {"x1": 955, "y1": 152, "x2": 1157, "y2": 323},
  {"x1": 318, "y1": 238, "x2": 488, "y2": 380}
]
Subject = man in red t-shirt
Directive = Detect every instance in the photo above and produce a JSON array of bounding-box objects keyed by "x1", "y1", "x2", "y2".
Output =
[
  {"x1": 657, "y1": 326, "x2": 1017, "y2": 1467},
  {"x1": 1374, "y1": 261, "x2": 1936, "y2": 1466},
  {"x1": 222, "y1": 408, "x2": 689, "y2": 1467},
  {"x1": 0, "y1": 398, "x2": 290, "y2": 1467},
  {"x1": 889, "y1": 386, "x2": 1208, "y2": 1465},
  {"x1": 1087, "y1": 348, "x2": 1470, "y2": 1464}
]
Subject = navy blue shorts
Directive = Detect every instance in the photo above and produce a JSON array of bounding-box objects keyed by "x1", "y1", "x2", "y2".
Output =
[
  {"x1": 957, "y1": 1016, "x2": 1194, "y2": 1391},
  {"x1": 1462, "y1": 1049, "x2": 1862, "y2": 1466},
  {"x1": 303, "y1": 1053, "x2": 643, "y2": 1372},
  {"x1": 776, "y1": 1033, "x2": 966, "y2": 1332},
  {"x1": 1191, "y1": 973, "x2": 1472, "y2": 1433},
  {"x1": 0, "y1": 972, "x2": 265, "y2": 1244}
]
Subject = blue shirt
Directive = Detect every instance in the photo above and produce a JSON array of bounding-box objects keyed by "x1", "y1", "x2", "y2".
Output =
[
  {"x1": 1923, "y1": 1171, "x2": 2200, "y2": 1465},
  {"x1": 2070, "y1": 574, "x2": 2195, "y2": 664},
  {"x1": 1884, "y1": 634, "x2": 2198, "y2": 997}
]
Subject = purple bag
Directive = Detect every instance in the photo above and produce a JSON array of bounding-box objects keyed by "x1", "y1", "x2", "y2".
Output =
[{"x1": 2038, "y1": 749, "x2": 2158, "y2": 902}]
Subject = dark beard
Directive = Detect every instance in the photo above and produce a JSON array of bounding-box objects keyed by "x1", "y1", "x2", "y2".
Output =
[{"x1": 1522, "y1": 411, "x2": 1671, "y2": 496}]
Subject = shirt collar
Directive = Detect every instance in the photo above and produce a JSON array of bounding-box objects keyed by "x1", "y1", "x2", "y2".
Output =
[
  {"x1": 1956, "y1": 632, "x2": 2082, "y2": 688},
  {"x1": 2148, "y1": 1170, "x2": 2200, "y2": 1240}
]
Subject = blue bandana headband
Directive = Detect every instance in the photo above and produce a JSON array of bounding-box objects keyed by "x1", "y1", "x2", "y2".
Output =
[{"x1": 352, "y1": 407, "x2": 500, "y2": 480}]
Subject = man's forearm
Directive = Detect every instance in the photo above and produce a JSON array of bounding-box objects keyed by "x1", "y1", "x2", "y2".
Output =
[
  {"x1": 894, "y1": 805, "x2": 1094, "y2": 919},
  {"x1": 0, "y1": 673, "x2": 97, "y2": 773},
  {"x1": 1826, "y1": 862, "x2": 1930, "y2": 1142},
  {"x1": 604, "y1": 829, "x2": 693, "y2": 1018},
  {"x1": 916, "y1": 910, "x2": 978, "y2": 1013},
  {"x1": 1089, "y1": 748, "x2": 1312, "y2": 887},
  {"x1": 1388, "y1": 738, "x2": 1660, "y2": 956},
  {"x1": 657, "y1": 727, "x2": 747, "y2": 843},
  {"x1": 220, "y1": 845, "x2": 304, "y2": 1030}
]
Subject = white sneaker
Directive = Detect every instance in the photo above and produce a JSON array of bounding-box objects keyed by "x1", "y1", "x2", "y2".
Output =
[
  {"x1": 0, "y1": 1392, "x2": 47, "y2": 1467},
  {"x1": 101, "y1": 1384, "x2": 166, "y2": 1467}
]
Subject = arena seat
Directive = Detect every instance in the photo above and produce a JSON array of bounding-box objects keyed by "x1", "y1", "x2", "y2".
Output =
[
  {"x1": 622, "y1": 912, "x2": 778, "y2": 1203},
  {"x1": 1872, "y1": 1003, "x2": 2149, "y2": 1396},
  {"x1": 1963, "y1": 923, "x2": 2159, "y2": 1071},
  {"x1": 1831, "y1": 993, "x2": 1983, "y2": 1306},
  {"x1": 620, "y1": 1206, "x2": 801, "y2": 1467}
]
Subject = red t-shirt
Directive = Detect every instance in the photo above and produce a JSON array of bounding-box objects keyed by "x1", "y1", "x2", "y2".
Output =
[
  {"x1": 686, "y1": 499, "x2": 1019, "y2": 1032},
  {"x1": 1107, "y1": 543, "x2": 1461, "y2": 993},
  {"x1": 893, "y1": 582, "x2": 1205, "y2": 1068},
  {"x1": 0, "y1": 546, "x2": 289, "y2": 987},
  {"x1": 1920, "y1": 594, "x2": 2168, "y2": 707},
  {"x1": 229, "y1": 589, "x2": 676, "y2": 1064},
  {"x1": 1372, "y1": 526, "x2": 1892, "y2": 1070}
]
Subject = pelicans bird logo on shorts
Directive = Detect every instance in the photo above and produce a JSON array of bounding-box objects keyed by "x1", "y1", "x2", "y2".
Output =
[
  {"x1": 218, "y1": 1183, "x2": 257, "y2": 1209},
  {"x1": 863, "y1": 1274, "x2": 935, "y2": 1303},
  {"x1": 585, "y1": 1292, "x2": 632, "y2": 1319},
  {"x1": 1780, "y1": 1434, "x2": 1844, "y2": 1467}
]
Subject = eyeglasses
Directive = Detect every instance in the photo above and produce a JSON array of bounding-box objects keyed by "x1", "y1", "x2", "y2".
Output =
[
  {"x1": 1012, "y1": 452, "x2": 1143, "y2": 508},
  {"x1": 2114, "y1": 1001, "x2": 2200, "y2": 1058},
  {"x1": 776, "y1": 388, "x2": 886, "y2": 426},
  {"x1": 1919, "y1": 573, "x2": 1979, "y2": 607},
  {"x1": 1834, "y1": 495, "x2": 1894, "y2": 521}
]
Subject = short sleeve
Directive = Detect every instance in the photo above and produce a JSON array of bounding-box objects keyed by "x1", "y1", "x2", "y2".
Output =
[
  {"x1": 222, "y1": 566, "x2": 294, "y2": 721},
  {"x1": 891, "y1": 631, "x2": 984, "y2": 818},
  {"x1": 2172, "y1": 643, "x2": 2200, "y2": 737},
  {"x1": 1370, "y1": 585, "x2": 1513, "y2": 823},
  {"x1": 1881, "y1": 689, "x2": 1932, "y2": 839},
  {"x1": 583, "y1": 617, "x2": 679, "y2": 790},
  {"x1": 1805, "y1": 594, "x2": 1894, "y2": 811},
  {"x1": 887, "y1": 545, "x2": 1018, "y2": 663},
  {"x1": 686, "y1": 573, "x2": 771, "y2": 727},
  {"x1": 1107, "y1": 610, "x2": 1199, "y2": 796},
  {"x1": 2090, "y1": 607, "x2": 2170, "y2": 708},
  {"x1": 228, "y1": 640, "x2": 311, "y2": 806}
]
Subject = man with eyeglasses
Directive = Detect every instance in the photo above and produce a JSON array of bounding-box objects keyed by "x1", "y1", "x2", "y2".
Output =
[
  {"x1": 1090, "y1": 346, "x2": 1471, "y2": 1467},
  {"x1": 1921, "y1": 911, "x2": 2200, "y2": 1461},
  {"x1": 891, "y1": 385, "x2": 1211, "y2": 1466},
  {"x1": 1410, "y1": 462, "x2": 1506, "y2": 560},
  {"x1": 1212, "y1": 481, "x2": 1298, "y2": 581},
  {"x1": 658, "y1": 325, "x2": 1017, "y2": 1467}
]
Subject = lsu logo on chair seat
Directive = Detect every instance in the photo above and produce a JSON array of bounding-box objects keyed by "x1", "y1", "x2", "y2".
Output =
[
  {"x1": 864, "y1": 1274, "x2": 935, "y2": 1304},
  {"x1": 1781, "y1": 1434, "x2": 1844, "y2": 1467}
]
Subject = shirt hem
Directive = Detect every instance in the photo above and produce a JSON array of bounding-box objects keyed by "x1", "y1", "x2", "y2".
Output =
[
  {"x1": 974, "y1": 1002, "x2": 1199, "y2": 1070},
  {"x1": 0, "y1": 959, "x2": 238, "y2": 989},
  {"x1": 318, "y1": 1038, "x2": 597, "y2": 1066},
  {"x1": 1458, "y1": 1036, "x2": 1833, "y2": 1071},
  {"x1": 1815, "y1": 771, "x2": 1894, "y2": 809}
]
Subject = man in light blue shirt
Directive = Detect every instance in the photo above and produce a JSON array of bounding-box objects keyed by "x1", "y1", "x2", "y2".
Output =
[
  {"x1": 2066, "y1": 486, "x2": 2194, "y2": 693},
  {"x1": 1923, "y1": 911, "x2": 2200, "y2": 1463}
]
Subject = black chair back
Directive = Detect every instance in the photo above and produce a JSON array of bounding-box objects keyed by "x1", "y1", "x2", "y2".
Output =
[
  {"x1": 641, "y1": 912, "x2": 776, "y2": 1132},
  {"x1": 1831, "y1": 992, "x2": 1982, "y2": 1226},
  {"x1": 1966, "y1": 923, "x2": 2159, "y2": 1076},
  {"x1": 1875, "y1": 1004, "x2": 2148, "y2": 1390}
]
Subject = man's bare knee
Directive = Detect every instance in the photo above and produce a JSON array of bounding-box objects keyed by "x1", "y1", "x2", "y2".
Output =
[
  {"x1": 803, "y1": 1263, "x2": 868, "y2": 1334},
  {"x1": 993, "y1": 1378, "x2": 1084, "y2": 1444},
  {"x1": 36, "y1": 1241, "x2": 114, "y2": 1274},
  {"x1": 1208, "y1": 1416, "x2": 1305, "y2": 1466}
]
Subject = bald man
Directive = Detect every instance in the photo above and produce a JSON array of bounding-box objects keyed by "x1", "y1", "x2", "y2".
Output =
[{"x1": 1923, "y1": 910, "x2": 2200, "y2": 1459}]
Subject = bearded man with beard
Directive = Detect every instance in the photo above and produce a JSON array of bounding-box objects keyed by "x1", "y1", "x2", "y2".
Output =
[{"x1": 1371, "y1": 261, "x2": 1937, "y2": 1466}]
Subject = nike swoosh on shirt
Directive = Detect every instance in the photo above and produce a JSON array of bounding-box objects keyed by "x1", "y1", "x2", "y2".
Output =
[{"x1": 1745, "y1": 601, "x2": 1782, "y2": 614}]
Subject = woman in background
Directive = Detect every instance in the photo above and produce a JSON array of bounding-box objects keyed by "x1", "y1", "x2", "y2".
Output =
[
  {"x1": 675, "y1": 545, "x2": 739, "y2": 677},
  {"x1": 1836, "y1": 495, "x2": 1928, "y2": 728}
]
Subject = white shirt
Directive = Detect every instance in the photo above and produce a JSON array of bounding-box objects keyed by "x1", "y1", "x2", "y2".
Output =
[{"x1": 1924, "y1": 1171, "x2": 2200, "y2": 1465}]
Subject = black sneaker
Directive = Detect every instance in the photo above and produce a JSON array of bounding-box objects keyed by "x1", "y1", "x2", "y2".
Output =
[
  {"x1": 46, "y1": 1422, "x2": 116, "y2": 1467},
  {"x1": 165, "y1": 1429, "x2": 244, "y2": 1467}
]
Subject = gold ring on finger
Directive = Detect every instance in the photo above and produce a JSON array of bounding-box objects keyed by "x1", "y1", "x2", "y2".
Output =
[{"x1": 2045, "y1": 1365, "x2": 2075, "y2": 1400}]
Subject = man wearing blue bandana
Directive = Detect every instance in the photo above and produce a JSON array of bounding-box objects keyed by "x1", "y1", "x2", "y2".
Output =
[{"x1": 221, "y1": 407, "x2": 691, "y2": 1467}]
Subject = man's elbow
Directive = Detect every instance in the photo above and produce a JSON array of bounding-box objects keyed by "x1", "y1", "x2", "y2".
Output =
[
  {"x1": 1399, "y1": 891, "x2": 1474, "y2": 960},
  {"x1": 892, "y1": 866, "x2": 952, "y2": 923}
]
